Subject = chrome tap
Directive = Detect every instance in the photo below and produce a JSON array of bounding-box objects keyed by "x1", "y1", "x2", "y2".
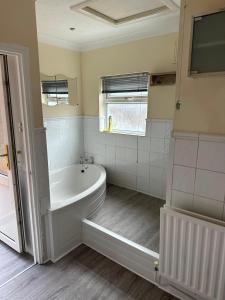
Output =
[{"x1": 80, "y1": 156, "x2": 85, "y2": 172}]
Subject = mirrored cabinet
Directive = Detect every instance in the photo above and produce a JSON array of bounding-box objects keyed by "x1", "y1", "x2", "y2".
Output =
[
  {"x1": 40, "y1": 74, "x2": 78, "y2": 107},
  {"x1": 190, "y1": 9, "x2": 225, "y2": 76}
]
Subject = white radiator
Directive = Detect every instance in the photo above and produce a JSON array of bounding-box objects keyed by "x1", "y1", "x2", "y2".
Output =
[{"x1": 160, "y1": 207, "x2": 225, "y2": 300}]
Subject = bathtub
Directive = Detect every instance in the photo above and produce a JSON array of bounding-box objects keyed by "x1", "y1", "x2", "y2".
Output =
[
  {"x1": 47, "y1": 164, "x2": 106, "y2": 262},
  {"x1": 49, "y1": 164, "x2": 106, "y2": 210}
]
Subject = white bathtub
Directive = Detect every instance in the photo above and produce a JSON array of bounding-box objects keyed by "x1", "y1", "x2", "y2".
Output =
[
  {"x1": 48, "y1": 164, "x2": 106, "y2": 261},
  {"x1": 49, "y1": 164, "x2": 106, "y2": 210}
]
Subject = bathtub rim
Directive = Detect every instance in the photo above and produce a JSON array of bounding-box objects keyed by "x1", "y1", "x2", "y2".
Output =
[{"x1": 48, "y1": 164, "x2": 106, "y2": 212}]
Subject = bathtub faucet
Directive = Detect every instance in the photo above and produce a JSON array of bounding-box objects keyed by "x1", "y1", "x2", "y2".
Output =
[
  {"x1": 80, "y1": 156, "x2": 94, "y2": 172},
  {"x1": 80, "y1": 156, "x2": 86, "y2": 172},
  {"x1": 80, "y1": 156, "x2": 94, "y2": 165}
]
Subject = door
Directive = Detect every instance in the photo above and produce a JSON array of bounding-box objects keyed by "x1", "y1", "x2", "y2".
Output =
[{"x1": 0, "y1": 54, "x2": 23, "y2": 252}]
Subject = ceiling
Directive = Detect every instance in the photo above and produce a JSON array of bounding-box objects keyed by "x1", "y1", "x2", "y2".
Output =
[{"x1": 35, "y1": 0, "x2": 180, "y2": 51}]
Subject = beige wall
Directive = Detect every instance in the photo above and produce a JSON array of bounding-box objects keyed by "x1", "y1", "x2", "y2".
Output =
[
  {"x1": 174, "y1": 0, "x2": 225, "y2": 134},
  {"x1": 38, "y1": 43, "x2": 82, "y2": 118},
  {"x1": 81, "y1": 33, "x2": 178, "y2": 119},
  {"x1": 0, "y1": 0, "x2": 43, "y2": 128}
]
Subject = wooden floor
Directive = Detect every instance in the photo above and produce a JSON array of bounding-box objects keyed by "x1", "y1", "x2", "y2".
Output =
[
  {"x1": 89, "y1": 185, "x2": 165, "y2": 252},
  {"x1": 0, "y1": 244, "x2": 177, "y2": 300},
  {"x1": 0, "y1": 241, "x2": 33, "y2": 287}
]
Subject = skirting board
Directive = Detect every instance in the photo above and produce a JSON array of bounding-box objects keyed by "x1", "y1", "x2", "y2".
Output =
[
  {"x1": 82, "y1": 219, "x2": 159, "y2": 283},
  {"x1": 50, "y1": 242, "x2": 82, "y2": 263}
]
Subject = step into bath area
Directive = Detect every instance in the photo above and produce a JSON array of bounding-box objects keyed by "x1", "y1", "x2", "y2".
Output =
[
  {"x1": 45, "y1": 118, "x2": 171, "y2": 282},
  {"x1": 78, "y1": 118, "x2": 171, "y2": 282},
  {"x1": 82, "y1": 184, "x2": 165, "y2": 282}
]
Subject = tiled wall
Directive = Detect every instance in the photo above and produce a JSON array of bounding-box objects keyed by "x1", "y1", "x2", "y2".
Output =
[
  {"x1": 44, "y1": 117, "x2": 84, "y2": 171},
  {"x1": 167, "y1": 133, "x2": 225, "y2": 221},
  {"x1": 83, "y1": 117, "x2": 173, "y2": 200}
]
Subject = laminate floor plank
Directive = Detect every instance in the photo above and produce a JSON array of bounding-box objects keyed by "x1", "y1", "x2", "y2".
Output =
[
  {"x1": 89, "y1": 185, "x2": 165, "y2": 252},
  {"x1": 0, "y1": 245, "x2": 177, "y2": 300},
  {"x1": 0, "y1": 241, "x2": 33, "y2": 286}
]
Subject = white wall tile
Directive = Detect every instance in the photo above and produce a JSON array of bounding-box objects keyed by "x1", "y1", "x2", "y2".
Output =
[
  {"x1": 174, "y1": 138, "x2": 198, "y2": 167},
  {"x1": 94, "y1": 154, "x2": 106, "y2": 166},
  {"x1": 47, "y1": 117, "x2": 169, "y2": 200},
  {"x1": 149, "y1": 178, "x2": 163, "y2": 199},
  {"x1": 92, "y1": 144, "x2": 106, "y2": 156},
  {"x1": 83, "y1": 117, "x2": 98, "y2": 132},
  {"x1": 145, "y1": 121, "x2": 151, "y2": 137},
  {"x1": 115, "y1": 134, "x2": 137, "y2": 149},
  {"x1": 149, "y1": 166, "x2": 165, "y2": 199},
  {"x1": 150, "y1": 166, "x2": 163, "y2": 183},
  {"x1": 165, "y1": 121, "x2": 173, "y2": 138},
  {"x1": 138, "y1": 136, "x2": 150, "y2": 152},
  {"x1": 115, "y1": 160, "x2": 137, "y2": 175},
  {"x1": 172, "y1": 165, "x2": 195, "y2": 194},
  {"x1": 137, "y1": 176, "x2": 150, "y2": 195},
  {"x1": 34, "y1": 129, "x2": 50, "y2": 214},
  {"x1": 195, "y1": 169, "x2": 225, "y2": 202},
  {"x1": 168, "y1": 133, "x2": 225, "y2": 221},
  {"x1": 164, "y1": 139, "x2": 170, "y2": 154},
  {"x1": 116, "y1": 147, "x2": 137, "y2": 162},
  {"x1": 166, "y1": 137, "x2": 175, "y2": 205},
  {"x1": 83, "y1": 117, "x2": 169, "y2": 198},
  {"x1": 150, "y1": 138, "x2": 165, "y2": 153},
  {"x1": 137, "y1": 163, "x2": 149, "y2": 179},
  {"x1": 161, "y1": 168, "x2": 167, "y2": 199},
  {"x1": 197, "y1": 141, "x2": 225, "y2": 173},
  {"x1": 171, "y1": 190, "x2": 193, "y2": 211},
  {"x1": 112, "y1": 171, "x2": 137, "y2": 190},
  {"x1": 45, "y1": 117, "x2": 84, "y2": 171},
  {"x1": 99, "y1": 132, "x2": 116, "y2": 146},
  {"x1": 150, "y1": 122, "x2": 165, "y2": 138},
  {"x1": 193, "y1": 196, "x2": 224, "y2": 220},
  {"x1": 137, "y1": 150, "x2": 150, "y2": 164},
  {"x1": 106, "y1": 145, "x2": 116, "y2": 161},
  {"x1": 150, "y1": 152, "x2": 165, "y2": 168}
]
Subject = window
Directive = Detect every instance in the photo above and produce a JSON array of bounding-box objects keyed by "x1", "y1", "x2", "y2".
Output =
[
  {"x1": 41, "y1": 79, "x2": 69, "y2": 106},
  {"x1": 101, "y1": 73, "x2": 149, "y2": 135}
]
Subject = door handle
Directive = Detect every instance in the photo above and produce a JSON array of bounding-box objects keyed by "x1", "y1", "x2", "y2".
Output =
[{"x1": 0, "y1": 145, "x2": 10, "y2": 170}]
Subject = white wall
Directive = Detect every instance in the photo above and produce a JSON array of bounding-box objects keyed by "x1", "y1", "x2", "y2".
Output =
[
  {"x1": 174, "y1": 0, "x2": 225, "y2": 134},
  {"x1": 81, "y1": 33, "x2": 177, "y2": 118},
  {"x1": 45, "y1": 115, "x2": 172, "y2": 200},
  {"x1": 38, "y1": 42, "x2": 82, "y2": 118},
  {"x1": 167, "y1": 133, "x2": 225, "y2": 221},
  {"x1": 83, "y1": 117, "x2": 173, "y2": 200},
  {"x1": 44, "y1": 117, "x2": 84, "y2": 171}
]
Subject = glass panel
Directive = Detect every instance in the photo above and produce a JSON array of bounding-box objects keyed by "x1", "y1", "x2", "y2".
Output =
[
  {"x1": 40, "y1": 74, "x2": 77, "y2": 107},
  {"x1": 0, "y1": 110, "x2": 8, "y2": 176},
  {"x1": 106, "y1": 102, "x2": 147, "y2": 134},
  {"x1": 191, "y1": 10, "x2": 225, "y2": 74}
]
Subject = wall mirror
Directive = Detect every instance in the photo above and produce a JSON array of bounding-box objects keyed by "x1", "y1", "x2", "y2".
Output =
[{"x1": 40, "y1": 74, "x2": 77, "y2": 106}]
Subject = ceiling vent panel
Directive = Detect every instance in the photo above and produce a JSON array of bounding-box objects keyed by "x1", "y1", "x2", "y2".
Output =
[{"x1": 71, "y1": 0, "x2": 179, "y2": 25}]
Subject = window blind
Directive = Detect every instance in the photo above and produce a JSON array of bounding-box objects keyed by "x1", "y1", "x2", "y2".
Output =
[
  {"x1": 42, "y1": 80, "x2": 68, "y2": 95},
  {"x1": 102, "y1": 73, "x2": 149, "y2": 94}
]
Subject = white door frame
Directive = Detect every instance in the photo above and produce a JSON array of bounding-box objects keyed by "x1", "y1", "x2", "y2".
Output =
[{"x1": 0, "y1": 43, "x2": 44, "y2": 264}]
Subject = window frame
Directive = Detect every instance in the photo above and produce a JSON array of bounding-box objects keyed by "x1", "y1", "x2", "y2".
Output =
[{"x1": 100, "y1": 73, "x2": 149, "y2": 136}]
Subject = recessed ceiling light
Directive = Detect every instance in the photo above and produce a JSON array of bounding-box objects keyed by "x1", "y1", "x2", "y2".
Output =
[{"x1": 70, "y1": 27, "x2": 76, "y2": 31}]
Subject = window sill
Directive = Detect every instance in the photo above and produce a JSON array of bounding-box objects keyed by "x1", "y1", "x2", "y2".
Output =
[{"x1": 100, "y1": 129, "x2": 146, "y2": 137}]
